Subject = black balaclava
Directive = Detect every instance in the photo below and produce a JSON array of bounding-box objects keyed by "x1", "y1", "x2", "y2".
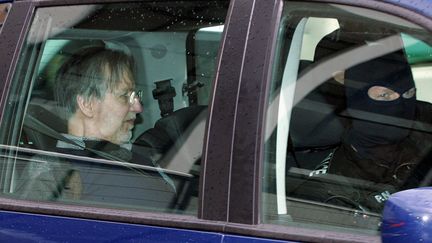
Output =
[{"x1": 344, "y1": 51, "x2": 416, "y2": 161}]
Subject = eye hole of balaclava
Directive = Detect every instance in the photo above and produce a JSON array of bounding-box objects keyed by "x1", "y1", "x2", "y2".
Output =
[
  {"x1": 344, "y1": 50, "x2": 416, "y2": 147},
  {"x1": 367, "y1": 86, "x2": 400, "y2": 101},
  {"x1": 367, "y1": 86, "x2": 416, "y2": 101}
]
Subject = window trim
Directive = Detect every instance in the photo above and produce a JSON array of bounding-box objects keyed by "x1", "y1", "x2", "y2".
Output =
[
  {"x1": 0, "y1": 0, "x2": 34, "y2": 126},
  {"x1": 0, "y1": 0, "x2": 432, "y2": 242},
  {"x1": 199, "y1": 0, "x2": 275, "y2": 222},
  {"x1": 224, "y1": 0, "x2": 282, "y2": 225}
]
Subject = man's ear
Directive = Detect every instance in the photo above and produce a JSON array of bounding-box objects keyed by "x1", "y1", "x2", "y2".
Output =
[{"x1": 76, "y1": 95, "x2": 95, "y2": 118}]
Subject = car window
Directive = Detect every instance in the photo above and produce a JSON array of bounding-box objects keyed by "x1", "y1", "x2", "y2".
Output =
[
  {"x1": 0, "y1": 3, "x2": 10, "y2": 33},
  {"x1": 263, "y1": 1, "x2": 432, "y2": 235},
  {"x1": 0, "y1": 1, "x2": 228, "y2": 215}
]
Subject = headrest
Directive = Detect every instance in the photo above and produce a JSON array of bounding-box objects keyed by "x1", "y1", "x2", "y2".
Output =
[{"x1": 136, "y1": 105, "x2": 207, "y2": 151}]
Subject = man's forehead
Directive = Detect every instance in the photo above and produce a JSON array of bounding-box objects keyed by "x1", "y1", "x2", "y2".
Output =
[
  {"x1": 111, "y1": 71, "x2": 135, "y2": 91},
  {"x1": 118, "y1": 78, "x2": 135, "y2": 90}
]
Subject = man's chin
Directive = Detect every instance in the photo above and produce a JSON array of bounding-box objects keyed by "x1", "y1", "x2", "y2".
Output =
[
  {"x1": 109, "y1": 130, "x2": 133, "y2": 145},
  {"x1": 120, "y1": 131, "x2": 133, "y2": 144}
]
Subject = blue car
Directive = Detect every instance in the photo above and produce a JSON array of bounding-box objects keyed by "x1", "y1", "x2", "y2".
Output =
[{"x1": 0, "y1": 0, "x2": 431, "y2": 242}]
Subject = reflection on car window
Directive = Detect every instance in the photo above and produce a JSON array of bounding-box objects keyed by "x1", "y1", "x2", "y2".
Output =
[
  {"x1": 0, "y1": 1, "x2": 228, "y2": 215},
  {"x1": 0, "y1": 3, "x2": 10, "y2": 33},
  {"x1": 263, "y1": 1, "x2": 432, "y2": 236}
]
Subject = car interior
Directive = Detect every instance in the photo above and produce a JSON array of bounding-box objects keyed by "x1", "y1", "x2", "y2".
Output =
[
  {"x1": 0, "y1": 1, "x2": 229, "y2": 214},
  {"x1": 263, "y1": 2, "x2": 432, "y2": 233}
]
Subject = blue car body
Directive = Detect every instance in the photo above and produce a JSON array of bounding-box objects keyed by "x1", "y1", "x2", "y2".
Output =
[
  {"x1": 0, "y1": 0, "x2": 432, "y2": 242},
  {"x1": 381, "y1": 187, "x2": 432, "y2": 243},
  {"x1": 0, "y1": 210, "x2": 293, "y2": 243}
]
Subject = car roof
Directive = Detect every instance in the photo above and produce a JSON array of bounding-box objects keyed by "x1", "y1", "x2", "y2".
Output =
[
  {"x1": 381, "y1": 0, "x2": 432, "y2": 18},
  {"x1": 4, "y1": 0, "x2": 432, "y2": 19}
]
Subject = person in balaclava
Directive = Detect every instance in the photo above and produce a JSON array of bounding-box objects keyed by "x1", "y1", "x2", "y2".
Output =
[
  {"x1": 333, "y1": 51, "x2": 417, "y2": 179},
  {"x1": 317, "y1": 51, "x2": 426, "y2": 212},
  {"x1": 292, "y1": 50, "x2": 432, "y2": 213}
]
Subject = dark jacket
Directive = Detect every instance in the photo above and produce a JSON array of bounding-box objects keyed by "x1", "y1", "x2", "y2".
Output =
[
  {"x1": 288, "y1": 126, "x2": 432, "y2": 213},
  {"x1": 15, "y1": 136, "x2": 176, "y2": 210}
]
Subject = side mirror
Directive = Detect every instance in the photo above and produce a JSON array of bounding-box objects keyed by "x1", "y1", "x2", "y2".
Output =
[{"x1": 381, "y1": 187, "x2": 432, "y2": 243}]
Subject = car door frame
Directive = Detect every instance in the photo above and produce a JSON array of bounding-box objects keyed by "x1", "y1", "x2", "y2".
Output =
[
  {"x1": 0, "y1": 0, "x2": 281, "y2": 237},
  {"x1": 1, "y1": 0, "x2": 432, "y2": 242}
]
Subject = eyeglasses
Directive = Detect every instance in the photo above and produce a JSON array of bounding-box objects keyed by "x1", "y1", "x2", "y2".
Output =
[
  {"x1": 128, "y1": 90, "x2": 144, "y2": 105},
  {"x1": 114, "y1": 90, "x2": 144, "y2": 105}
]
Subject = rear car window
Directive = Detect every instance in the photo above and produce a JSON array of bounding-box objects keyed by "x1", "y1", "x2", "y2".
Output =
[
  {"x1": 0, "y1": 1, "x2": 228, "y2": 215},
  {"x1": 263, "y1": 1, "x2": 432, "y2": 236}
]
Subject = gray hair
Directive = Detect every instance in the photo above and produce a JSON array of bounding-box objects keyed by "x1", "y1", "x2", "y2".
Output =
[{"x1": 54, "y1": 46, "x2": 136, "y2": 118}]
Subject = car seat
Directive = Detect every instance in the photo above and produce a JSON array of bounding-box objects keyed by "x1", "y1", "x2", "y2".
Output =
[
  {"x1": 21, "y1": 98, "x2": 68, "y2": 151},
  {"x1": 135, "y1": 105, "x2": 207, "y2": 157},
  {"x1": 287, "y1": 29, "x2": 351, "y2": 171}
]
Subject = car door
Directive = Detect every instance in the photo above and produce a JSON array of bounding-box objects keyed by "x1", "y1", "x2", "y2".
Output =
[
  {"x1": 1, "y1": 0, "x2": 432, "y2": 242},
  {"x1": 0, "y1": 0, "x2": 243, "y2": 241},
  {"x1": 256, "y1": 0, "x2": 432, "y2": 242}
]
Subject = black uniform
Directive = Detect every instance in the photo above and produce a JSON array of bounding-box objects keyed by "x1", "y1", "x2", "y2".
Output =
[{"x1": 288, "y1": 51, "x2": 432, "y2": 213}]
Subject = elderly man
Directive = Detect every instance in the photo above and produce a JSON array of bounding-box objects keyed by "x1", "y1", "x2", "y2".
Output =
[
  {"x1": 17, "y1": 46, "x2": 174, "y2": 202},
  {"x1": 53, "y1": 46, "x2": 143, "y2": 157}
]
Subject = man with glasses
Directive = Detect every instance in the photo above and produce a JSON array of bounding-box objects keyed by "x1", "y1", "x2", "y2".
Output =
[
  {"x1": 54, "y1": 46, "x2": 144, "y2": 152},
  {"x1": 17, "y1": 46, "x2": 175, "y2": 201}
]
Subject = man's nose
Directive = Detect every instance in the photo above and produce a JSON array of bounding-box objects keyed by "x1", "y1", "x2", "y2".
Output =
[{"x1": 130, "y1": 98, "x2": 143, "y2": 113}]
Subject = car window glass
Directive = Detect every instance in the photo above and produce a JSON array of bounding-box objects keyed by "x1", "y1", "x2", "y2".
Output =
[
  {"x1": 263, "y1": 1, "x2": 432, "y2": 235},
  {"x1": 0, "y1": 1, "x2": 228, "y2": 215},
  {"x1": 0, "y1": 3, "x2": 10, "y2": 33}
]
